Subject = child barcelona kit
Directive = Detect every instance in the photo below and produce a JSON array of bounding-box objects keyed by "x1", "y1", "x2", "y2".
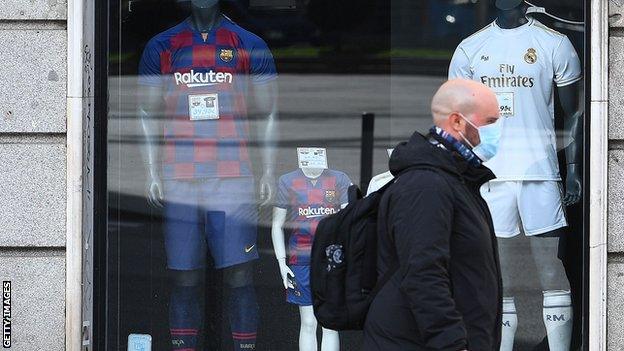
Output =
[{"x1": 276, "y1": 169, "x2": 352, "y2": 305}]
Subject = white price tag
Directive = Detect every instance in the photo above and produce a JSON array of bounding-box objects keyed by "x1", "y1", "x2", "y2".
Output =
[
  {"x1": 128, "y1": 334, "x2": 152, "y2": 351},
  {"x1": 495, "y1": 92, "x2": 514, "y2": 117},
  {"x1": 297, "y1": 147, "x2": 328, "y2": 169},
  {"x1": 188, "y1": 93, "x2": 220, "y2": 121}
]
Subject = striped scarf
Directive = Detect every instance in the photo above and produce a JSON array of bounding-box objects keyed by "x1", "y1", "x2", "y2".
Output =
[{"x1": 430, "y1": 126, "x2": 482, "y2": 168}]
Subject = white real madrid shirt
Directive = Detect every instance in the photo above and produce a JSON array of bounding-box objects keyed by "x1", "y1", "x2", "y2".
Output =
[
  {"x1": 449, "y1": 18, "x2": 581, "y2": 181},
  {"x1": 366, "y1": 171, "x2": 394, "y2": 196}
]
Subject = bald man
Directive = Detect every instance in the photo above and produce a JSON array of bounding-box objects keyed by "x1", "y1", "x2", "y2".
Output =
[{"x1": 362, "y1": 79, "x2": 503, "y2": 351}]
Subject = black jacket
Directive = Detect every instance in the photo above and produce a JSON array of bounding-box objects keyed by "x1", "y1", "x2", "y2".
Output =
[{"x1": 363, "y1": 132, "x2": 503, "y2": 351}]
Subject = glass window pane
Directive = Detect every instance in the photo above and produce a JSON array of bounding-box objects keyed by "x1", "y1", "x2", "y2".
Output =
[{"x1": 104, "y1": 1, "x2": 587, "y2": 350}]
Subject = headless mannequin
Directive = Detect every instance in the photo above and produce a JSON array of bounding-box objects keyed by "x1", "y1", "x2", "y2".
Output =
[
  {"x1": 139, "y1": 2, "x2": 278, "y2": 209},
  {"x1": 271, "y1": 167, "x2": 340, "y2": 351},
  {"x1": 138, "y1": 1, "x2": 278, "y2": 349},
  {"x1": 494, "y1": 2, "x2": 582, "y2": 351},
  {"x1": 366, "y1": 148, "x2": 395, "y2": 196}
]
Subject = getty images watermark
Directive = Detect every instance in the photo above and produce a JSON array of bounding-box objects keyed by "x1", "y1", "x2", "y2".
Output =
[{"x1": 2, "y1": 281, "x2": 10, "y2": 348}]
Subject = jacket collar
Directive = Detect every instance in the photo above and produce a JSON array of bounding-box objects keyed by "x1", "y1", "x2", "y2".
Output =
[{"x1": 389, "y1": 131, "x2": 495, "y2": 187}]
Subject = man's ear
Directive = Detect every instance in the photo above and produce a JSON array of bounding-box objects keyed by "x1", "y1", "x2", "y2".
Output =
[{"x1": 448, "y1": 113, "x2": 463, "y2": 132}]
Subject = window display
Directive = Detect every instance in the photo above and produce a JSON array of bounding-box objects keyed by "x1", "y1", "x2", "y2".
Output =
[
  {"x1": 102, "y1": 0, "x2": 588, "y2": 350},
  {"x1": 271, "y1": 148, "x2": 351, "y2": 350},
  {"x1": 449, "y1": 1, "x2": 582, "y2": 350},
  {"x1": 136, "y1": 2, "x2": 277, "y2": 350}
]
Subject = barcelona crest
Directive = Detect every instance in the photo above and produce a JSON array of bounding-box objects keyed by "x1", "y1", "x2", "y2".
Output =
[
  {"x1": 325, "y1": 190, "x2": 336, "y2": 203},
  {"x1": 219, "y1": 48, "x2": 235, "y2": 63}
]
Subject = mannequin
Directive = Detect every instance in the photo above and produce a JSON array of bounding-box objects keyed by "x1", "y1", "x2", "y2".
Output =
[
  {"x1": 272, "y1": 163, "x2": 352, "y2": 351},
  {"x1": 449, "y1": 1, "x2": 582, "y2": 350},
  {"x1": 366, "y1": 148, "x2": 394, "y2": 196},
  {"x1": 137, "y1": 1, "x2": 278, "y2": 350}
]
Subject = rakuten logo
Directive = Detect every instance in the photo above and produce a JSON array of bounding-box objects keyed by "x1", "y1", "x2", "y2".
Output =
[
  {"x1": 298, "y1": 206, "x2": 336, "y2": 218},
  {"x1": 174, "y1": 70, "x2": 233, "y2": 87}
]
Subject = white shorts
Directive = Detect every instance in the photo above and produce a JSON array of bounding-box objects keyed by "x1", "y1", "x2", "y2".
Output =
[{"x1": 480, "y1": 181, "x2": 567, "y2": 238}]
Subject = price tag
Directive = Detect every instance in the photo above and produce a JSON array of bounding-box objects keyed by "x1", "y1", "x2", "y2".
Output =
[
  {"x1": 128, "y1": 334, "x2": 152, "y2": 351},
  {"x1": 188, "y1": 93, "x2": 220, "y2": 121},
  {"x1": 297, "y1": 147, "x2": 328, "y2": 169},
  {"x1": 495, "y1": 92, "x2": 514, "y2": 117}
]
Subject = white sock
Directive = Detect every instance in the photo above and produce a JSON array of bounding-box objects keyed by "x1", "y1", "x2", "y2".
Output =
[
  {"x1": 500, "y1": 297, "x2": 518, "y2": 351},
  {"x1": 543, "y1": 290, "x2": 573, "y2": 351},
  {"x1": 320, "y1": 328, "x2": 339, "y2": 351}
]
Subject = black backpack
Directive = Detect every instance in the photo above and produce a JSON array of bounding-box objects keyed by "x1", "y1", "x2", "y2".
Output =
[{"x1": 309, "y1": 178, "x2": 397, "y2": 331}]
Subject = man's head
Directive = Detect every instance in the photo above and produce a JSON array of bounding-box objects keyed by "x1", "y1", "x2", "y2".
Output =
[{"x1": 431, "y1": 79, "x2": 500, "y2": 148}]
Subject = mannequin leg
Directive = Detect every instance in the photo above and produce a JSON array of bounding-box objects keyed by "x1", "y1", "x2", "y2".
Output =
[
  {"x1": 320, "y1": 327, "x2": 340, "y2": 351},
  {"x1": 224, "y1": 262, "x2": 258, "y2": 351},
  {"x1": 497, "y1": 237, "x2": 518, "y2": 351},
  {"x1": 500, "y1": 297, "x2": 518, "y2": 351},
  {"x1": 530, "y1": 236, "x2": 572, "y2": 351},
  {"x1": 529, "y1": 237, "x2": 569, "y2": 290},
  {"x1": 299, "y1": 306, "x2": 318, "y2": 351},
  {"x1": 169, "y1": 269, "x2": 204, "y2": 351},
  {"x1": 162, "y1": 181, "x2": 206, "y2": 350}
]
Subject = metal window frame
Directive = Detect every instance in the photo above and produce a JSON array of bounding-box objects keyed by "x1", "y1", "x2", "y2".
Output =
[
  {"x1": 588, "y1": 0, "x2": 609, "y2": 350},
  {"x1": 66, "y1": 0, "x2": 86, "y2": 348}
]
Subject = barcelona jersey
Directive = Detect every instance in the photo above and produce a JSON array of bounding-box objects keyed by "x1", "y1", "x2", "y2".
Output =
[
  {"x1": 276, "y1": 169, "x2": 351, "y2": 265},
  {"x1": 138, "y1": 15, "x2": 277, "y2": 179}
]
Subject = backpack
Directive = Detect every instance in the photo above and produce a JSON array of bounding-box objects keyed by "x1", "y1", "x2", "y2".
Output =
[{"x1": 309, "y1": 177, "x2": 398, "y2": 331}]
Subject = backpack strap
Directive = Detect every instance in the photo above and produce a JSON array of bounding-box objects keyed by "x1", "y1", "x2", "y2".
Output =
[{"x1": 348, "y1": 184, "x2": 363, "y2": 203}]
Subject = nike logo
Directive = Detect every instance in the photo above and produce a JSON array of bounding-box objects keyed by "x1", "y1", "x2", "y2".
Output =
[{"x1": 244, "y1": 244, "x2": 256, "y2": 253}]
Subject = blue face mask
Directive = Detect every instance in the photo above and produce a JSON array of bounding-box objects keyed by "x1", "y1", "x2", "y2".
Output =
[
  {"x1": 191, "y1": 0, "x2": 219, "y2": 9},
  {"x1": 458, "y1": 114, "x2": 503, "y2": 162}
]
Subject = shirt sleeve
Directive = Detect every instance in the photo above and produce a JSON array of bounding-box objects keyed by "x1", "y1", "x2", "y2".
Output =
[
  {"x1": 249, "y1": 36, "x2": 278, "y2": 85},
  {"x1": 338, "y1": 173, "x2": 353, "y2": 205},
  {"x1": 448, "y1": 45, "x2": 473, "y2": 80},
  {"x1": 275, "y1": 175, "x2": 290, "y2": 209},
  {"x1": 553, "y1": 36, "x2": 582, "y2": 87},
  {"x1": 138, "y1": 38, "x2": 164, "y2": 87}
]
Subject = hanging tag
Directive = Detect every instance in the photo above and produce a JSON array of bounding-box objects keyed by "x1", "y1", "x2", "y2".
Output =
[
  {"x1": 495, "y1": 92, "x2": 515, "y2": 117},
  {"x1": 128, "y1": 334, "x2": 152, "y2": 351},
  {"x1": 297, "y1": 147, "x2": 328, "y2": 169},
  {"x1": 188, "y1": 93, "x2": 220, "y2": 121}
]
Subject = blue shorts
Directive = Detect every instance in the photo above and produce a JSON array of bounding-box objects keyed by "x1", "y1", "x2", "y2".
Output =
[
  {"x1": 162, "y1": 177, "x2": 258, "y2": 270},
  {"x1": 286, "y1": 265, "x2": 312, "y2": 306}
]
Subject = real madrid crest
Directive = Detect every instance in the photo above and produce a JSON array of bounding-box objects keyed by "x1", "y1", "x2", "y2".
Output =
[
  {"x1": 325, "y1": 190, "x2": 336, "y2": 203},
  {"x1": 524, "y1": 48, "x2": 537, "y2": 64},
  {"x1": 219, "y1": 48, "x2": 234, "y2": 63}
]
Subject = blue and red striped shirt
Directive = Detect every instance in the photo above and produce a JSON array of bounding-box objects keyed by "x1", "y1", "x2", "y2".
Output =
[
  {"x1": 138, "y1": 15, "x2": 277, "y2": 179},
  {"x1": 276, "y1": 169, "x2": 352, "y2": 265}
]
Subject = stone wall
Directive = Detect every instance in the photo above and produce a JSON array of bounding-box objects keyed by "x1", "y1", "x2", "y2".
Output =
[
  {"x1": 609, "y1": 0, "x2": 624, "y2": 349},
  {"x1": 0, "y1": 0, "x2": 67, "y2": 350}
]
